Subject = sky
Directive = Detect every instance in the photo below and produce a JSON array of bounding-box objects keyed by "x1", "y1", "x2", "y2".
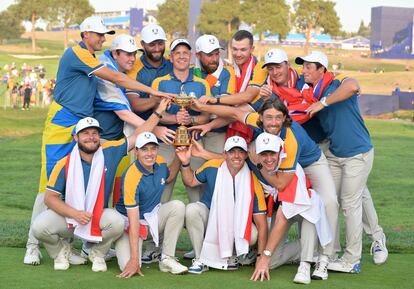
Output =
[{"x1": 0, "y1": 0, "x2": 413, "y2": 32}]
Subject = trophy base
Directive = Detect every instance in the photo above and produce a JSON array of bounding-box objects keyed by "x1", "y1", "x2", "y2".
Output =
[{"x1": 173, "y1": 125, "x2": 191, "y2": 147}]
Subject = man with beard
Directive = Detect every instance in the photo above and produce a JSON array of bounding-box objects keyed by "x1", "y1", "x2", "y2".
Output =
[
  {"x1": 126, "y1": 24, "x2": 176, "y2": 145},
  {"x1": 194, "y1": 34, "x2": 235, "y2": 153},
  {"x1": 31, "y1": 117, "x2": 152, "y2": 272}
]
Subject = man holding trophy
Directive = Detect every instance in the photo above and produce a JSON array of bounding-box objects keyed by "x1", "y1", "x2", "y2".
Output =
[{"x1": 151, "y1": 38, "x2": 211, "y2": 203}]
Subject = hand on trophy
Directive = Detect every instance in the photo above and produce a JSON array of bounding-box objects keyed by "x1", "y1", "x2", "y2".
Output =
[
  {"x1": 176, "y1": 110, "x2": 191, "y2": 126},
  {"x1": 175, "y1": 145, "x2": 192, "y2": 165}
]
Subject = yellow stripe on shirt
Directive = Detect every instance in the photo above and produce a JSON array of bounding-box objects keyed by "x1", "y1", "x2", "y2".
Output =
[
  {"x1": 123, "y1": 164, "x2": 143, "y2": 207},
  {"x1": 72, "y1": 45, "x2": 102, "y2": 69},
  {"x1": 47, "y1": 156, "x2": 68, "y2": 187}
]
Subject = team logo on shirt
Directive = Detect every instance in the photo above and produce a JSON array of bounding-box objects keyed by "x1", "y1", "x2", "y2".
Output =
[{"x1": 161, "y1": 178, "x2": 165, "y2": 185}]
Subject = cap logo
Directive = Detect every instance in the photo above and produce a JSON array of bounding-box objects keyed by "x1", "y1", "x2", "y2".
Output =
[
  {"x1": 129, "y1": 38, "x2": 135, "y2": 45},
  {"x1": 267, "y1": 51, "x2": 273, "y2": 58},
  {"x1": 209, "y1": 38, "x2": 215, "y2": 44},
  {"x1": 263, "y1": 137, "x2": 270, "y2": 144},
  {"x1": 233, "y1": 137, "x2": 240, "y2": 143},
  {"x1": 86, "y1": 118, "x2": 93, "y2": 125},
  {"x1": 144, "y1": 133, "x2": 152, "y2": 139},
  {"x1": 152, "y1": 28, "x2": 159, "y2": 34},
  {"x1": 101, "y1": 19, "x2": 105, "y2": 25}
]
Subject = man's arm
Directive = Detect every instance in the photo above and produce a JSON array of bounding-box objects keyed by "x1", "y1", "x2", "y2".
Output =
[
  {"x1": 126, "y1": 98, "x2": 170, "y2": 151},
  {"x1": 94, "y1": 66, "x2": 173, "y2": 99},
  {"x1": 175, "y1": 146, "x2": 201, "y2": 187},
  {"x1": 259, "y1": 169, "x2": 295, "y2": 191},
  {"x1": 307, "y1": 78, "x2": 360, "y2": 117},
  {"x1": 118, "y1": 207, "x2": 144, "y2": 278},
  {"x1": 219, "y1": 86, "x2": 260, "y2": 106},
  {"x1": 253, "y1": 213, "x2": 268, "y2": 255},
  {"x1": 44, "y1": 190, "x2": 91, "y2": 224},
  {"x1": 192, "y1": 101, "x2": 247, "y2": 123},
  {"x1": 127, "y1": 93, "x2": 159, "y2": 113}
]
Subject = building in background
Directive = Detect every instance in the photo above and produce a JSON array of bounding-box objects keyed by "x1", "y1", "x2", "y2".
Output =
[{"x1": 371, "y1": 6, "x2": 414, "y2": 59}]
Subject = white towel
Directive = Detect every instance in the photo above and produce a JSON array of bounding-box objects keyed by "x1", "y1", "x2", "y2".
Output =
[
  {"x1": 65, "y1": 144, "x2": 104, "y2": 242},
  {"x1": 200, "y1": 161, "x2": 252, "y2": 269},
  {"x1": 142, "y1": 203, "x2": 161, "y2": 247}
]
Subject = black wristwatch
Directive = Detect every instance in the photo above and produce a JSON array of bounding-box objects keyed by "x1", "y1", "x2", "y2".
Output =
[
  {"x1": 256, "y1": 163, "x2": 263, "y2": 170},
  {"x1": 216, "y1": 97, "x2": 221, "y2": 104}
]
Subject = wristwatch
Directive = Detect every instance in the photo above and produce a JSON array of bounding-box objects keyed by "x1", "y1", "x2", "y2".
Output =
[
  {"x1": 320, "y1": 97, "x2": 329, "y2": 107},
  {"x1": 263, "y1": 249, "x2": 272, "y2": 257}
]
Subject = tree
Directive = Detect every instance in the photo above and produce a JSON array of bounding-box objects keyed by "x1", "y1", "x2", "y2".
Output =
[
  {"x1": 357, "y1": 20, "x2": 370, "y2": 38},
  {"x1": 293, "y1": 0, "x2": 341, "y2": 54},
  {"x1": 48, "y1": 0, "x2": 94, "y2": 50},
  {"x1": 13, "y1": 0, "x2": 52, "y2": 53},
  {"x1": 241, "y1": 0, "x2": 290, "y2": 41},
  {"x1": 0, "y1": 8, "x2": 25, "y2": 42},
  {"x1": 157, "y1": 0, "x2": 188, "y2": 38},
  {"x1": 198, "y1": 0, "x2": 241, "y2": 60}
]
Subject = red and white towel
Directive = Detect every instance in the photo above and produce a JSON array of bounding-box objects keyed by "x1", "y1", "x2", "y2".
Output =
[{"x1": 65, "y1": 145, "x2": 105, "y2": 242}]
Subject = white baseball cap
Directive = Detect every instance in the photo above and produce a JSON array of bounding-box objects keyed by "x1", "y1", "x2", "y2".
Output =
[
  {"x1": 141, "y1": 24, "x2": 167, "y2": 43},
  {"x1": 295, "y1": 51, "x2": 329, "y2": 68},
  {"x1": 195, "y1": 34, "x2": 223, "y2": 53},
  {"x1": 262, "y1": 49, "x2": 288, "y2": 68},
  {"x1": 255, "y1": 132, "x2": 284, "y2": 154},
  {"x1": 224, "y1": 136, "x2": 248, "y2": 152},
  {"x1": 80, "y1": 16, "x2": 115, "y2": 35},
  {"x1": 111, "y1": 34, "x2": 138, "y2": 53},
  {"x1": 75, "y1": 117, "x2": 102, "y2": 134},
  {"x1": 135, "y1": 132, "x2": 159, "y2": 149},
  {"x1": 170, "y1": 38, "x2": 191, "y2": 51}
]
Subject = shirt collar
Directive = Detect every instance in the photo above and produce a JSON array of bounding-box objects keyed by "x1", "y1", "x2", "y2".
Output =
[
  {"x1": 135, "y1": 160, "x2": 159, "y2": 176},
  {"x1": 79, "y1": 41, "x2": 96, "y2": 58},
  {"x1": 170, "y1": 68, "x2": 194, "y2": 83}
]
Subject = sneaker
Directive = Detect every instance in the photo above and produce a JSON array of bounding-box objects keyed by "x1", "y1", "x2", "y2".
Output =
[
  {"x1": 327, "y1": 257, "x2": 361, "y2": 273},
  {"x1": 188, "y1": 259, "x2": 209, "y2": 274},
  {"x1": 69, "y1": 251, "x2": 87, "y2": 265},
  {"x1": 371, "y1": 234, "x2": 388, "y2": 265},
  {"x1": 159, "y1": 255, "x2": 188, "y2": 274},
  {"x1": 54, "y1": 242, "x2": 71, "y2": 270},
  {"x1": 293, "y1": 262, "x2": 311, "y2": 284},
  {"x1": 227, "y1": 256, "x2": 239, "y2": 270},
  {"x1": 141, "y1": 249, "x2": 161, "y2": 264},
  {"x1": 88, "y1": 250, "x2": 107, "y2": 272},
  {"x1": 81, "y1": 245, "x2": 116, "y2": 262},
  {"x1": 24, "y1": 245, "x2": 42, "y2": 265},
  {"x1": 312, "y1": 255, "x2": 329, "y2": 280},
  {"x1": 238, "y1": 248, "x2": 257, "y2": 266},
  {"x1": 183, "y1": 249, "x2": 195, "y2": 260}
]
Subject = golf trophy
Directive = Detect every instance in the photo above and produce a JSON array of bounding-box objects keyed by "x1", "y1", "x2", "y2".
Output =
[{"x1": 173, "y1": 91, "x2": 195, "y2": 146}]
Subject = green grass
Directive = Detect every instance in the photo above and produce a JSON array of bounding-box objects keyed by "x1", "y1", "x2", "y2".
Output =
[{"x1": 1, "y1": 248, "x2": 413, "y2": 289}]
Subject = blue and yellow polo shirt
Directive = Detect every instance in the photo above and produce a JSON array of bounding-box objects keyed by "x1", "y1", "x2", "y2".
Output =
[
  {"x1": 244, "y1": 113, "x2": 321, "y2": 170},
  {"x1": 53, "y1": 41, "x2": 103, "y2": 118},
  {"x1": 126, "y1": 55, "x2": 173, "y2": 120},
  {"x1": 194, "y1": 159, "x2": 266, "y2": 213},
  {"x1": 116, "y1": 156, "x2": 169, "y2": 219},
  {"x1": 152, "y1": 69, "x2": 211, "y2": 132},
  {"x1": 46, "y1": 139, "x2": 128, "y2": 207}
]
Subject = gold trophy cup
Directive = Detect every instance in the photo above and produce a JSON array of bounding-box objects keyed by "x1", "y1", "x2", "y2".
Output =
[{"x1": 173, "y1": 91, "x2": 194, "y2": 146}]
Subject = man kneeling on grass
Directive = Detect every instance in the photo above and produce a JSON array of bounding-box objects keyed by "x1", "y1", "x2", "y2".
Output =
[
  {"x1": 32, "y1": 118, "x2": 127, "y2": 272},
  {"x1": 114, "y1": 132, "x2": 187, "y2": 277},
  {"x1": 175, "y1": 136, "x2": 268, "y2": 274}
]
